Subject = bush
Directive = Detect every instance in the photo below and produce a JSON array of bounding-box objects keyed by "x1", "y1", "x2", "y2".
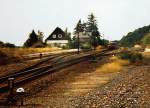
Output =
[
  {"x1": 118, "y1": 51, "x2": 143, "y2": 63},
  {"x1": 80, "y1": 43, "x2": 91, "y2": 49},
  {"x1": 4, "y1": 43, "x2": 16, "y2": 48},
  {"x1": 0, "y1": 41, "x2": 16, "y2": 48},
  {"x1": 62, "y1": 45, "x2": 69, "y2": 49}
]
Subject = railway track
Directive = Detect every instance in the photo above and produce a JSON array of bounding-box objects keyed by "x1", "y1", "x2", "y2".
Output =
[
  {"x1": 0, "y1": 52, "x2": 77, "y2": 83},
  {"x1": 22, "y1": 49, "x2": 79, "y2": 61},
  {"x1": 0, "y1": 52, "x2": 76, "y2": 83},
  {"x1": 0, "y1": 49, "x2": 111, "y2": 94}
]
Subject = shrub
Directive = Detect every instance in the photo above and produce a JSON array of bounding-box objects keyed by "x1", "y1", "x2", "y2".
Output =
[
  {"x1": 62, "y1": 45, "x2": 69, "y2": 49},
  {"x1": 4, "y1": 43, "x2": 16, "y2": 48},
  {"x1": 118, "y1": 51, "x2": 143, "y2": 63},
  {"x1": 80, "y1": 43, "x2": 91, "y2": 49}
]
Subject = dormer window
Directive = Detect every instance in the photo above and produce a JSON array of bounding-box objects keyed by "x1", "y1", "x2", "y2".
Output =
[
  {"x1": 58, "y1": 34, "x2": 62, "y2": 38},
  {"x1": 53, "y1": 34, "x2": 56, "y2": 38}
]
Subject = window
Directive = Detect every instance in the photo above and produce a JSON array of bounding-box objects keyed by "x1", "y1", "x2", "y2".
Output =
[
  {"x1": 58, "y1": 34, "x2": 62, "y2": 38},
  {"x1": 53, "y1": 34, "x2": 56, "y2": 38}
]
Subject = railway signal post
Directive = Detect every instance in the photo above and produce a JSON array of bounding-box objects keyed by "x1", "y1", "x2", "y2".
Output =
[
  {"x1": 8, "y1": 78, "x2": 14, "y2": 96},
  {"x1": 40, "y1": 53, "x2": 43, "y2": 59},
  {"x1": 7, "y1": 77, "x2": 15, "y2": 104}
]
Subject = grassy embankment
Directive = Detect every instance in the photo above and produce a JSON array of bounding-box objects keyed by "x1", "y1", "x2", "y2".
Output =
[
  {"x1": 0, "y1": 47, "x2": 61, "y2": 65},
  {"x1": 97, "y1": 51, "x2": 144, "y2": 73}
]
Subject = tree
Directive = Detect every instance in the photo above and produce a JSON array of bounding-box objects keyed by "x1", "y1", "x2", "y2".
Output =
[
  {"x1": 24, "y1": 30, "x2": 44, "y2": 47},
  {"x1": 0, "y1": 41, "x2": 4, "y2": 47},
  {"x1": 24, "y1": 30, "x2": 38, "y2": 47},
  {"x1": 4, "y1": 43, "x2": 15, "y2": 48},
  {"x1": 73, "y1": 20, "x2": 84, "y2": 48},
  {"x1": 64, "y1": 28, "x2": 74, "y2": 49},
  {"x1": 120, "y1": 25, "x2": 150, "y2": 47},
  {"x1": 65, "y1": 28, "x2": 71, "y2": 41},
  {"x1": 142, "y1": 33, "x2": 150, "y2": 45},
  {"x1": 74, "y1": 19, "x2": 84, "y2": 35},
  {"x1": 86, "y1": 13, "x2": 101, "y2": 48},
  {"x1": 0, "y1": 41, "x2": 16, "y2": 48}
]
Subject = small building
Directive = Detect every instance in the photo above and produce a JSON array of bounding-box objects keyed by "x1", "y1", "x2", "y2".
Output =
[
  {"x1": 74, "y1": 32, "x2": 90, "y2": 44},
  {"x1": 78, "y1": 32, "x2": 90, "y2": 43},
  {"x1": 45, "y1": 27, "x2": 68, "y2": 47}
]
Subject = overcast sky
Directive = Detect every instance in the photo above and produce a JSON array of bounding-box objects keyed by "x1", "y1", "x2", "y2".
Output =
[{"x1": 0, "y1": 0, "x2": 150, "y2": 46}]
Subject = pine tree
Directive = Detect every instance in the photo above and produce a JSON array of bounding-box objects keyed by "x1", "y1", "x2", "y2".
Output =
[
  {"x1": 29, "y1": 30, "x2": 38, "y2": 43},
  {"x1": 65, "y1": 28, "x2": 74, "y2": 48},
  {"x1": 65, "y1": 28, "x2": 71, "y2": 41},
  {"x1": 86, "y1": 13, "x2": 101, "y2": 48},
  {"x1": 82, "y1": 22, "x2": 87, "y2": 33},
  {"x1": 73, "y1": 20, "x2": 84, "y2": 48},
  {"x1": 24, "y1": 30, "x2": 39, "y2": 47},
  {"x1": 74, "y1": 19, "x2": 84, "y2": 35}
]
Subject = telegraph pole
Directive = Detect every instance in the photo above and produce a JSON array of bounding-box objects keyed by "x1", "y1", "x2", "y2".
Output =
[
  {"x1": 94, "y1": 33, "x2": 96, "y2": 50},
  {"x1": 103, "y1": 34, "x2": 105, "y2": 46},
  {"x1": 77, "y1": 32, "x2": 80, "y2": 54}
]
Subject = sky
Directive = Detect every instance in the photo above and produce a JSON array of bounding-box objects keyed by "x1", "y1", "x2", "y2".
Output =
[{"x1": 0, "y1": 0, "x2": 150, "y2": 46}]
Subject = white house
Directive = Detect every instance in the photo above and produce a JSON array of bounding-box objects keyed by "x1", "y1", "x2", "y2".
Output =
[{"x1": 45, "y1": 27, "x2": 69, "y2": 47}]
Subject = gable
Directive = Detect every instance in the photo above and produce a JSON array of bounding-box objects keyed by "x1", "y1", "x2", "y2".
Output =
[{"x1": 46, "y1": 27, "x2": 68, "y2": 41}]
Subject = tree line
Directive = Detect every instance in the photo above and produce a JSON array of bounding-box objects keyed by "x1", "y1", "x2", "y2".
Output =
[
  {"x1": 72, "y1": 13, "x2": 103, "y2": 49},
  {"x1": 0, "y1": 41, "x2": 16, "y2": 48},
  {"x1": 23, "y1": 13, "x2": 107, "y2": 48},
  {"x1": 0, "y1": 13, "x2": 108, "y2": 48},
  {"x1": 119, "y1": 25, "x2": 150, "y2": 47}
]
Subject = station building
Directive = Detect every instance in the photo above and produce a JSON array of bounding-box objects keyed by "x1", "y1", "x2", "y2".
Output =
[{"x1": 45, "y1": 27, "x2": 69, "y2": 47}]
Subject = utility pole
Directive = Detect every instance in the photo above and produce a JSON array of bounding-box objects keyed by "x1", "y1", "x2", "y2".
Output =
[
  {"x1": 103, "y1": 34, "x2": 105, "y2": 46},
  {"x1": 77, "y1": 32, "x2": 80, "y2": 54},
  {"x1": 93, "y1": 22, "x2": 96, "y2": 51},
  {"x1": 93, "y1": 33, "x2": 96, "y2": 50}
]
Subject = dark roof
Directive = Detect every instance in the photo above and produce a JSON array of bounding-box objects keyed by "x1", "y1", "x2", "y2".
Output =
[{"x1": 46, "y1": 27, "x2": 68, "y2": 41}]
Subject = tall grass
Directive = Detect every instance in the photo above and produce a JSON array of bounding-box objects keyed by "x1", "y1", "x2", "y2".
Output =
[
  {"x1": 96, "y1": 56, "x2": 130, "y2": 73},
  {"x1": 0, "y1": 48, "x2": 61, "y2": 65},
  {"x1": 118, "y1": 51, "x2": 143, "y2": 63},
  {"x1": 0, "y1": 47, "x2": 61, "y2": 56}
]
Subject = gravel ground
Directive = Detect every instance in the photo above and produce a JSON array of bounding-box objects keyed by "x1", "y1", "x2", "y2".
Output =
[
  {"x1": 70, "y1": 66, "x2": 150, "y2": 108},
  {"x1": 11, "y1": 56, "x2": 150, "y2": 108}
]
